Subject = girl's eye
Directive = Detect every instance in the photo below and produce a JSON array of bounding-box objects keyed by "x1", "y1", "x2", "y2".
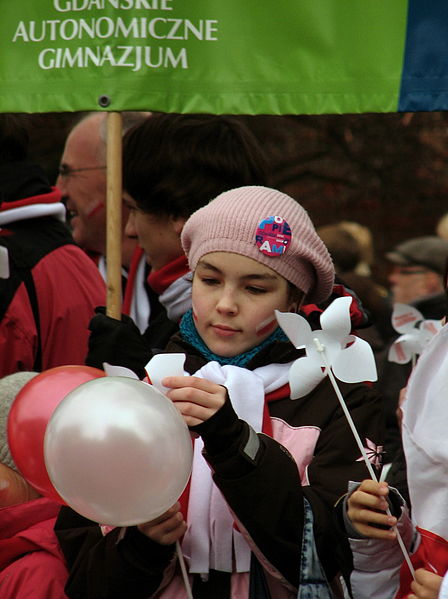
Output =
[
  {"x1": 247, "y1": 286, "x2": 267, "y2": 295},
  {"x1": 201, "y1": 277, "x2": 220, "y2": 286}
]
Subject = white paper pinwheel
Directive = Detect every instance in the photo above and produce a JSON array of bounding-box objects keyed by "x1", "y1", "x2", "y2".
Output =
[
  {"x1": 277, "y1": 297, "x2": 414, "y2": 575},
  {"x1": 103, "y1": 354, "x2": 186, "y2": 394},
  {"x1": 275, "y1": 296, "x2": 377, "y2": 399},
  {"x1": 103, "y1": 363, "x2": 139, "y2": 379},
  {"x1": 388, "y1": 304, "x2": 442, "y2": 365},
  {"x1": 144, "y1": 353, "x2": 186, "y2": 393}
]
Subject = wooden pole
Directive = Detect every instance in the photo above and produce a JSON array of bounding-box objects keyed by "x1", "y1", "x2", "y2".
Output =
[{"x1": 106, "y1": 111, "x2": 123, "y2": 320}]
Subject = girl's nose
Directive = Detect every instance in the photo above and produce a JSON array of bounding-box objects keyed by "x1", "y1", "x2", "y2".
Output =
[{"x1": 216, "y1": 288, "x2": 238, "y2": 314}]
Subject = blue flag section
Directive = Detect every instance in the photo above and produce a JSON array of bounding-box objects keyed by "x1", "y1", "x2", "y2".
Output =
[{"x1": 399, "y1": 0, "x2": 448, "y2": 112}]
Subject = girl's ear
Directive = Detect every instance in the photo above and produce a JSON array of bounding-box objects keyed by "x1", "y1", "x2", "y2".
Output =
[
  {"x1": 288, "y1": 290, "x2": 305, "y2": 313},
  {"x1": 170, "y1": 215, "x2": 186, "y2": 236}
]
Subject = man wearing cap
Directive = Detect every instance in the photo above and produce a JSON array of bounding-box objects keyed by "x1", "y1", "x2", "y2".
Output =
[
  {"x1": 386, "y1": 235, "x2": 448, "y2": 313},
  {"x1": 377, "y1": 235, "x2": 448, "y2": 504}
]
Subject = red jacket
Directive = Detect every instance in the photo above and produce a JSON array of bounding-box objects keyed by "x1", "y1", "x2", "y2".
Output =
[
  {"x1": 0, "y1": 497, "x2": 68, "y2": 598},
  {"x1": 0, "y1": 186, "x2": 106, "y2": 375}
]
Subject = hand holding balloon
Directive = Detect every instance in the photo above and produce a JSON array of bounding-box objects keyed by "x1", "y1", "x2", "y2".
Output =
[
  {"x1": 162, "y1": 376, "x2": 227, "y2": 427},
  {"x1": 137, "y1": 502, "x2": 187, "y2": 545}
]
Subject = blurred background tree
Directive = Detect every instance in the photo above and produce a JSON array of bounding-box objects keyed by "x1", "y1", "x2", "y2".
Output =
[{"x1": 26, "y1": 110, "x2": 448, "y2": 286}]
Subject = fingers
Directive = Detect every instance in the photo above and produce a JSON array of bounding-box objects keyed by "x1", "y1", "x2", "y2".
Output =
[
  {"x1": 348, "y1": 480, "x2": 390, "y2": 514},
  {"x1": 163, "y1": 376, "x2": 227, "y2": 426},
  {"x1": 409, "y1": 568, "x2": 443, "y2": 599},
  {"x1": 347, "y1": 480, "x2": 397, "y2": 539},
  {"x1": 163, "y1": 376, "x2": 224, "y2": 402},
  {"x1": 137, "y1": 502, "x2": 187, "y2": 546}
]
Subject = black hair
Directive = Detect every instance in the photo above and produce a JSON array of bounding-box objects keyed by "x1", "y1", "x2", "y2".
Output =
[
  {"x1": 0, "y1": 114, "x2": 30, "y2": 163},
  {"x1": 122, "y1": 113, "x2": 270, "y2": 218}
]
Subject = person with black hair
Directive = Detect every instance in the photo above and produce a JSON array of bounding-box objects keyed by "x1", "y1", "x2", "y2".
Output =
[
  {"x1": 85, "y1": 112, "x2": 271, "y2": 373},
  {"x1": 85, "y1": 112, "x2": 372, "y2": 376},
  {"x1": 0, "y1": 114, "x2": 106, "y2": 375}
]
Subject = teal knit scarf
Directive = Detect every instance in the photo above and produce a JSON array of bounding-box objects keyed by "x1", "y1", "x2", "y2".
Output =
[{"x1": 179, "y1": 309, "x2": 288, "y2": 367}]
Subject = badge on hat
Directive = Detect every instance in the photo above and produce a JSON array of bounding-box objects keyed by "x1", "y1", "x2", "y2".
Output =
[{"x1": 255, "y1": 216, "x2": 291, "y2": 257}]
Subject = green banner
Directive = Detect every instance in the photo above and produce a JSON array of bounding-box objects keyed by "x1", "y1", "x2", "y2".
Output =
[{"x1": 1, "y1": 1, "x2": 408, "y2": 114}]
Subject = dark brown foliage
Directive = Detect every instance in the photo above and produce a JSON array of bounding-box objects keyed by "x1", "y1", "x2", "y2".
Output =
[{"x1": 26, "y1": 110, "x2": 448, "y2": 285}]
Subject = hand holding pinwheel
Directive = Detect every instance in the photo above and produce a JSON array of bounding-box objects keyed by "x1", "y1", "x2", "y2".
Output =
[{"x1": 276, "y1": 296, "x2": 415, "y2": 578}]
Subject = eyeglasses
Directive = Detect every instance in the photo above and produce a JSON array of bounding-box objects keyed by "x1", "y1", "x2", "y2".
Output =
[
  {"x1": 393, "y1": 267, "x2": 430, "y2": 276},
  {"x1": 58, "y1": 165, "x2": 106, "y2": 178}
]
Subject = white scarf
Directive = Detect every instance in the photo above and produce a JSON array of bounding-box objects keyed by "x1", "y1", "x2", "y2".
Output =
[
  {"x1": 128, "y1": 253, "x2": 151, "y2": 334},
  {"x1": 181, "y1": 361, "x2": 292, "y2": 576},
  {"x1": 158, "y1": 272, "x2": 192, "y2": 322},
  {"x1": 98, "y1": 254, "x2": 150, "y2": 334}
]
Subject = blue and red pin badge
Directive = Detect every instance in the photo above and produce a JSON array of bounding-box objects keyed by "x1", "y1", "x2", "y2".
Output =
[{"x1": 255, "y1": 216, "x2": 291, "y2": 256}]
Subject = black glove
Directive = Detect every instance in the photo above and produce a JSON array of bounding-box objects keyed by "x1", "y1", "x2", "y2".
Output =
[{"x1": 85, "y1": 307, "x2": 152, "y2": 378}]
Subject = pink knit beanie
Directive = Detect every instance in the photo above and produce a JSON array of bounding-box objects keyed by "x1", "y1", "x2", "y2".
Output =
[{"x1": 181, "y1": 186, "x2": 334, "y2": 304}]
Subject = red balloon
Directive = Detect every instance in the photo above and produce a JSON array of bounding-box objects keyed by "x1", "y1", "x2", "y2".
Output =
[{"x1": 8, "y1": 365, "x2": 105, "y2": 503}]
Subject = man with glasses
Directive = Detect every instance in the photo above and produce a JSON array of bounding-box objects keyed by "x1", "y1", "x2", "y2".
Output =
[
  {"x1": 386, "y1": 236, "x2": 448, "y2": 309},
  {"x1": 57, "y1": 111, "x2": 156, "y2": 334},
  {"x1": 57, "y1": 112, "x2": 142, "y2": 269},
  {"x1": 377, "y1": 235, "x2": 448, "y2": 505}
]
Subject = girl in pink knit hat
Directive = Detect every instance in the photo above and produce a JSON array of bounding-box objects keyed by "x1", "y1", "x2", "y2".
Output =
[{"x1": 56, "y1": 186, "x2": 384, "y2": 599}]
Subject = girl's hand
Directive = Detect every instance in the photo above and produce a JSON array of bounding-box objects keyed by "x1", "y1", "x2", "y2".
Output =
[
  {"x1": 347, "y1": 479, "x2": 397, "y2": 539},
  {"x1": 162, "y1": 376, "x2": 227, "y2": 426},
  {"x1": 409, "y1": 568, "x2": 443, "y2": 599},
  {"x1": 137, "y1": 502, "x2": 187, "y2": 545}
]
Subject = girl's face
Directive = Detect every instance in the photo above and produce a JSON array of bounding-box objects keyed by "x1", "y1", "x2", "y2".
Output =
[{"x1": 192, "y1": 252, "x2": 299, "y2": 357}]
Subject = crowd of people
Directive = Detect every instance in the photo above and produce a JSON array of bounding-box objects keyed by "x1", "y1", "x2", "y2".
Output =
[{"x1": 1, "y1": 111, "x2": 448, "y2": 598}]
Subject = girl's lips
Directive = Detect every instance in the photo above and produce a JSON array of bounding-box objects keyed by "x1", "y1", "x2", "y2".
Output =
[{"x1": 211, "y1": 324, "x2": 240, "y2": 337}]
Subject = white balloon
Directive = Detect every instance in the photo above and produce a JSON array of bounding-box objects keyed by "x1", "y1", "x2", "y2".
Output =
[{"x1": 44, "y1": 376, "x2": 193, "y2": 526}]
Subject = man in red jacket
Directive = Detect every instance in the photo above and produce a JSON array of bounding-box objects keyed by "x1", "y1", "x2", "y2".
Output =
[{"x1": 0, "y1": 114, "x2": 106, "y2": 375}]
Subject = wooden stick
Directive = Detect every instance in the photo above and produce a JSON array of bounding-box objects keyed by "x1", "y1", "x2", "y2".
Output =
[{"x1": 106, "y1": 112, "x2": 123, "y2": 320}]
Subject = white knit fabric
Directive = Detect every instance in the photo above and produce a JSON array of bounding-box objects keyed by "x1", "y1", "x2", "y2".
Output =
[{"x1": 158, "y1": 273, "x2": 192, "y2": 322}]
